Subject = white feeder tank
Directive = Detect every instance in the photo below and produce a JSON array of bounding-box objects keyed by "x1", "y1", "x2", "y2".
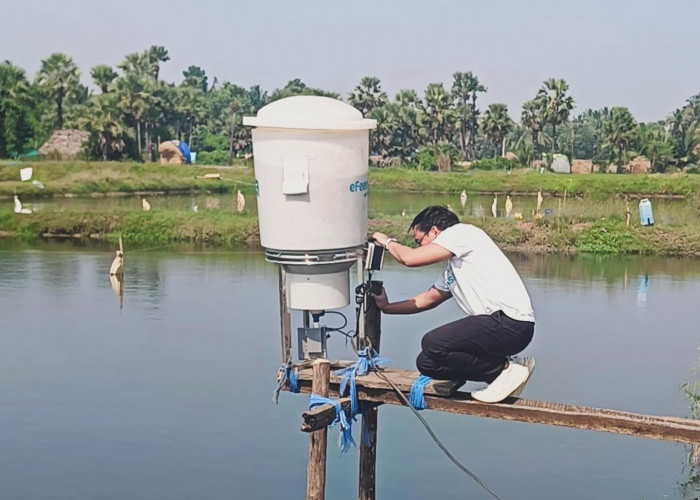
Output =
[{"x1": 244, "y1": 96, "x2": 376, "y2": 311}]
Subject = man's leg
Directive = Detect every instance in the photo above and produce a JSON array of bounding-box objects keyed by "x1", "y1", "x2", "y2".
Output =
[{"x1": 416, "y1": 311, "x2": 533, "y2": 382}]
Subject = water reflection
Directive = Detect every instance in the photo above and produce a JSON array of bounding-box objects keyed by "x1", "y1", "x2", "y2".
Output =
[{"x1": 0, "y1": 245, "x2": 698, "y2": 499}]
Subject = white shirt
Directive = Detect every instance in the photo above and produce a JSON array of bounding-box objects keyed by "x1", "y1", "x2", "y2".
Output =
[{"x1": 431, "y1": 224, "x2": 535, "y2": 323}]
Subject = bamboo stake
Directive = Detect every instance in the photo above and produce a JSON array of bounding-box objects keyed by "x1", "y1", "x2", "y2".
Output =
[
  {"x1": 359, "y1": 281, "x2": 383, "y2": 500},
  {"x1": 278, "y1": 266, "x2": 292, "y2": 364},
  {"x1": 306, "y1": 359, "x2": 330, "y2": 500}
]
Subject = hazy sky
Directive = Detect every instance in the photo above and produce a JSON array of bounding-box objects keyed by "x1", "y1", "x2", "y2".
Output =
[{"x1": 2, "y1": 0, "x2": 698, "y2": 122}]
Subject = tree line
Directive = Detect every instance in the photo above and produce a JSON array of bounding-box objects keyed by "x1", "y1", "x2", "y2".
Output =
[{"x1": 1, "y1": 46, "x2": 699, "y2": 172}]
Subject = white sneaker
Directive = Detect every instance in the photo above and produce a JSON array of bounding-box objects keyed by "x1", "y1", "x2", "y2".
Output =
[
  {"x1": 471, "y1": 362, "x2": 530, "y2": 403},
  {"x1": 510, "y1": 356, "x2": 535, "y2": 398}
]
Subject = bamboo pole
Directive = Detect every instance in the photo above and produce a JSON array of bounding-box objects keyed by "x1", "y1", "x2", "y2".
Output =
[
  {"x1": 359, "y1": 281, "x2": 383, "y2": 500},
  {"x1": 306, "y1": 359, "x2": 331, "y2": 500}
]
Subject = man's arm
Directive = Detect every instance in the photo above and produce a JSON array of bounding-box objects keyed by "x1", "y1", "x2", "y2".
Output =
[
  {"x1": 372, "y1": 232, "x2": 452, "y2": 267},
  {"x1": 372, "y1": 285, "x2": 452, "y2": 315}
]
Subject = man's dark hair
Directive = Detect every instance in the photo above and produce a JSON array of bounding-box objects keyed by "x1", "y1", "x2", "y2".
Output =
[{"x1": 409, "y1": 205, "x2": 459, "y2": 233}]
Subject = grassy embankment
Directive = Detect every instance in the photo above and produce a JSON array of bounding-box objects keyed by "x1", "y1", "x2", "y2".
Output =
[{"x1": 0, "y1": 161, "x2": 698, "y2": 256}]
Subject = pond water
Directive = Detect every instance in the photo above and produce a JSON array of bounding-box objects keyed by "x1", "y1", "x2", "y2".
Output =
[
  {"x1": 0, "y1": 243, "x2": 698, "y2": 500},
  {"x1": 10, "y1": 189, "x2": 699, "y2": 225}
]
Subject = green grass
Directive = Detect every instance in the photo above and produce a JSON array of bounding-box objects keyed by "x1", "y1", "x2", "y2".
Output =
[
  {"x1": 2, "y1": 161, "x2": 699, "y2": 199},
  {"x1": 370, "y1": 168, "x2": 700, "y2": 199}
]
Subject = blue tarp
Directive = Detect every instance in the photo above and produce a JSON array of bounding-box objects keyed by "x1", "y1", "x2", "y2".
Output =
[{"x1": 176, "y1": 141, "x2": 192, "y2": 164}]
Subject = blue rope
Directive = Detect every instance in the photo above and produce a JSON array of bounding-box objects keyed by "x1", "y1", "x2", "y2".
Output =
[
  {"x1": 309, "y1": 394, "x2": 356, "y2": 453},
  {"x1": 334, "y1": 348, "x2": 390, "y2": 418},
  {"x1": 409, "y1": 375, "x2": 432, "y2": 410},
  {"x1": 272, "y1": 364, "x2": 300, "y2": 404}
]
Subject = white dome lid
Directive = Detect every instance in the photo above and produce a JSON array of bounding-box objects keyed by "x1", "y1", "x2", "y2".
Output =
[{"x1": 243, "y1": 96, "x2": 377, "y2": 130}]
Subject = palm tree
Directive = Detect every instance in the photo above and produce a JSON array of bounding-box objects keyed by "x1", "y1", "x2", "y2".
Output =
[
  {"x1": 182, "y1": 65, "x2": 208, "y2": 93},
  {"x1": 369, "y1": 104, "x2": 399, "y2": 159},
  {"x1": 393, "y1": 90, "x2": 425, "y2": 161},
  {"x1": 0, "y1": 61, "x2": 35, "y2": 156},
  {"x1": 348, "y1": 76, "x2": 387, "y2": 117},
  {"x1": 521, "y1": 99, "x2": 548, "y2": 154},
  {"x1": 482, "y1": 103, "x2": 513, "y2": 157},
  {"x1": 422, "y1": 83, "x2": 454, "y2": 146},
  {"x1": 451, "y1": 71, "x2": 486, "y2": 159},
  {"x1": 115, "y1": 72, "x2": 152, "y2": 159},
  {"x1": 36, "y1": 53, "x2": 81, "y2": 129},
  {"x1": 603, "y1": 107, "x2": 637, "y2": 168},
  {"x1": 90, "y1": 65, "x2": 118, "y2": 94},
  {"x1": 117, "y1": 52, "x2": 151, "y2": 76},
  {"x1": 79, "y1": 94, "x2": 132, "y2": 160},
  {"x1": 147, "y1": 45, "x2": 170, "y2": 81},
  {"x1": 535, "y1": 78, "x2": 575, "y2": 159}
]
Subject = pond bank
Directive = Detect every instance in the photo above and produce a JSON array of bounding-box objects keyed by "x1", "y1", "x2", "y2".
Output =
[{"x1": 1, "y1": 211, "x2": 697, "y2": 257}]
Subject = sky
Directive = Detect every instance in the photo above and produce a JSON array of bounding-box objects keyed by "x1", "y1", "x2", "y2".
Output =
[{"x1": 2, "y1": 0, "x2": 699, "y2": 123}]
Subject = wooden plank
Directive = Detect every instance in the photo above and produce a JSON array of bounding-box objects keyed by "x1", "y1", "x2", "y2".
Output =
[
  {"x1": 306, "y1": 359, "x2": 330, "y2": 500},
  {"x1": 298, "y1": 366, "x2": 464, "y2": 397},
  {"x1": 291, "y1": 368, "x2": 700, "y2": 445}
]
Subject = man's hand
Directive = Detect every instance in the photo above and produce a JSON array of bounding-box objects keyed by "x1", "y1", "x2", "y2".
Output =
[
  {"x1": 371, "y1": 232, "x2": 390, "y2": 248},
  {"x1": 371, "y1": 286, "x2": 389, "y2": 311}
]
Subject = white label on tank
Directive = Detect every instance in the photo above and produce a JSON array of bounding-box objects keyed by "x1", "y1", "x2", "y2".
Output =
[{"x1": 281, "y1": 157, "x2": 309, "y2": 195}]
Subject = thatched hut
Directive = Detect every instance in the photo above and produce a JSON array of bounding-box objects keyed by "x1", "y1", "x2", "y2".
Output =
[{"x1": 39, "y1": 130, "x2": 90, "y2": 160}]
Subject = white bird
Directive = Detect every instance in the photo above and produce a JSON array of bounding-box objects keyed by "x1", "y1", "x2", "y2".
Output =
[
  {"x1": 13, "y1": 195, "x2": 31, "y2": 214},
  {"x1": 236, "y1": 190, "x2": 246, "y2": 213},
  {"x1": 505, "y1": 195, "x2": 513, "y2": 218},
  {"x1": 401, "y1": 209, "x2": 407, "y2": 217},
  {"x1": 109, "y1": 237, "x2": 124, "y2": 276},
  {"x1": 460, "y1": 190, "x2": 467, "y2": 208},
  {"x1": 491, "y1": 194, "x2": 498, "y2": 218},
  {"x1": 192, "y1": 204, "x2": 198, "y2": 212},
  {"x1": 31, "y1": 180, "x2": 45, "y2": 189},
  {"x1": 142, "y1": 198, "x2": 151, "y2": 211},
  {"x1": 536, "y1": 189, "x2": 543, "y2": 214},
  {"x1": 110, "y1": 250, "x2": 124, "y2": 276}
]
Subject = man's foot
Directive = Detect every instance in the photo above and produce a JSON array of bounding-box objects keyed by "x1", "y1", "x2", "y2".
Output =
[
  {"x1": 470, "y1": 361, "x2": 531, "y2": 403},
  {"x1": 510, "y1": 356, "x2": 535, "y2": 398}
]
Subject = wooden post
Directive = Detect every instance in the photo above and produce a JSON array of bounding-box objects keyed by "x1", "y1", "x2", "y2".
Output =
[
  {"x1": 359, "y1": 281, "x2": 383, "y2": 500},
  {"x1": 278, "y1": 266, "x2": 292, "y2": 364},
  {"x1": 307, "y1": 359, "x2": 331, "y2": 500}
]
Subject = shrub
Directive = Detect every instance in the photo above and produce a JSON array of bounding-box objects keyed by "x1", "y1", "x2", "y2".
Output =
[
  {"x1": 471, "y1": 157, "x2": 521, "y2": 171},
  {"x1": 196, "y1": 150, "x2": 229, "y2": 166}
]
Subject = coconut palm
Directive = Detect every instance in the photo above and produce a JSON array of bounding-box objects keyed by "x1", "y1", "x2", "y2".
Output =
[
  {"x1": 451, "y1": 71, "x2": 486, "y2": 159},
  {"x1": 482, "y1": 103, "x2": 513, "y2": 157},
  {"x1": 535, "y1": 78, "x2": 575, "y2": 158},
  {"x1": 348, "y1": 76, "x2": 387, "y2": 118},
  {"x1": 90, "y1": 65, "x2": 118, "y2": 94},
  {"x1": 35, "y1": 53, "x2": 81, "y2": 129},
  {"x1": 603, "y1": 107, "x2": 637, "y2": 168}
]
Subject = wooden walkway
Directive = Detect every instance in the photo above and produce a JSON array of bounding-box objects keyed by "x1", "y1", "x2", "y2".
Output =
[{"x1": 295, "y1": 364, "x2": 700, "y2": 445}]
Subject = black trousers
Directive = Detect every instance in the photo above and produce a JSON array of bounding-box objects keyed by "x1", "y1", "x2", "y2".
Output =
[{"x1": 416, "y1": 310, "x2": 534, "y2": 383}]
